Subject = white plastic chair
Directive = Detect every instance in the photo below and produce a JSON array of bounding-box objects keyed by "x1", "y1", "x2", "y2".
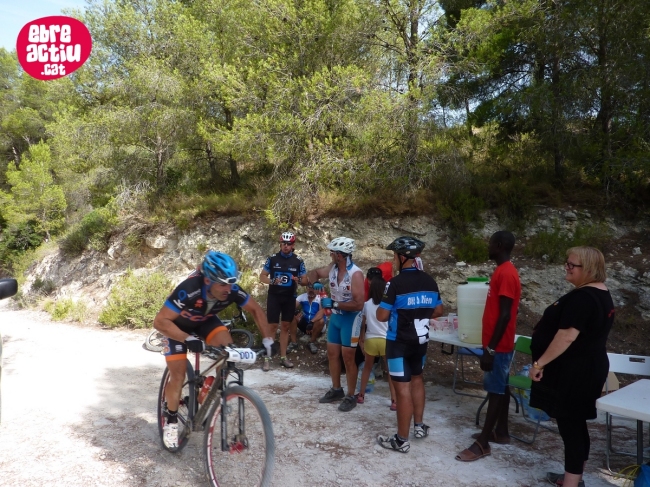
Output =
[{"x1": 604, "y1": 353, "x2": 650, "y2": 472}]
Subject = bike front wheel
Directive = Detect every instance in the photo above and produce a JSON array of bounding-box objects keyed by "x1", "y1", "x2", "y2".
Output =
[
  {"x1": 229, "y1": 328, "x2": 254, "y2": 348},
  {"x1": 157, "y1": 360, "x2": 196, "y2": 452},
  {"x1": 204, "y1": 385, "x2": 275, "y2": 487}
]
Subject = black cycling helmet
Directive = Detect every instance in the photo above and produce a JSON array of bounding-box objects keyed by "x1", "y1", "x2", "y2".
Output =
[
  {"x1": 366, "y1": 267, "x2": 383, "y2": 280},
  {"x1": 386, "y1": 236, "x2": 425, "y2": 257}
]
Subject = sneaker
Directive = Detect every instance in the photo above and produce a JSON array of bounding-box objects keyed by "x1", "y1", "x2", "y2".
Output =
[
  {"x1": 414, "y1": 423, "x2": 430, "y2": 439},
  {"x1": 163, "y1": 422, "x2": 179, "y2": 449},
  {"x1": 308, "y1": 342, "x2": 318, "y2": 354},
  {"x1": 280, "y1": 356, "x2": 294, "y2": 368},
  {"x1": 338, "y1": 395, "x2": 357, "y2": 412},
  {"x1": 319, "y1": 387, "x2": 345, "y2": 403},
  {"x1": 546, "y1": 472, "x2": 585, "y2": 487},
  {"x1": 262, "y1": 358, "x2": 270, "y2": 372},
  {"x1": 287, "y1": 342, "x2": 298, "y2": 353},
  {"x1": 390, "y1": 400, "x2": 397, "y2": 411},
  {"x1": 377, "y1": 434, "x2": 410, "y2": 453},
  {"x1": 356, "y1": 393, "x2": 365, "y2": 404}
]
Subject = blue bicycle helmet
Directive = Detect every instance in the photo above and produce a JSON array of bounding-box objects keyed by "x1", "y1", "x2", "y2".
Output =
[{"x1": 202, "y1": 251, "x2": 239, "y2": 284}]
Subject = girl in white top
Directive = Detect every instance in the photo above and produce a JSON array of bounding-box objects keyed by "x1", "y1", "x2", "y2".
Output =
[{"x1": 358, "y1": 275, "x2": 396, "y2": 409}]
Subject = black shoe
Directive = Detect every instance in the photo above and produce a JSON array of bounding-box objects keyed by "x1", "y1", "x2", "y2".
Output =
[
  {"x1": 319, "y1": 387, "x2": 344, "y2": 403},
  {"x1": 338, "y1": 395, "x2": 357, "y2": 412}
]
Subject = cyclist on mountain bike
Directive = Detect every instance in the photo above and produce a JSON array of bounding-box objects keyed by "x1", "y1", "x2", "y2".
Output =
[
  {"x1": 259, "y1": 231, "x2": 309, "y2": 371},
  {"x1": 153, "y1": 250, "x2": 275, "y2": 450}
]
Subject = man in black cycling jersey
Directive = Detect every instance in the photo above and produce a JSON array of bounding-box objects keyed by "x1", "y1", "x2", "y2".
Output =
[
  {"x1": 376, "y1": 237, "x2": 443, "y2": 453},
  {"x1": 154, "y1": 251, "x2": 275, "y2": 451},
  {"x1": 259, "y1": 232, "x2": 308, "y2": 371}
]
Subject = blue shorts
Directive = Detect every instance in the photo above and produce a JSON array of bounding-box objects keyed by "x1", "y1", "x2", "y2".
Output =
[
  {"x1": 327, "y1": 311, "x2": 362, "y2": 347},
  {"x1": 483, "y1": 351, "x2": 514, "y2": 394}
]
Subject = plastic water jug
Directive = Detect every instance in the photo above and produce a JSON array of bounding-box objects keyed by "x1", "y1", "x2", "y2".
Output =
[
  {"x1": 457, "y1": 277, "x2": 489, "y2": 344},
  {"x1": 355, "y1": 362, "x2": 375, "y2": 394}
]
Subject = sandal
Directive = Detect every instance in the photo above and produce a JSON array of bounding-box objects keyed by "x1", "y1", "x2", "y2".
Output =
[
  {"x1": 455, "y1": 441, "x2": 491, "y2": 462},
  {"x1": 390, "y1": 400, "x2": 397, "y2": 411},
  {"x1": 356, "y1": 393, "x2": 365, "y2": 404},
  {"x1": 471, "y1": 431, "x2": 511, "y2": 445}
]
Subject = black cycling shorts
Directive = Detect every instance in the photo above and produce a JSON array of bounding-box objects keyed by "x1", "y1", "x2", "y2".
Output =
[
  {"x1": 297, "y1": 316, "x2": 313, "y2": 334},
  {"x1": 163, "y1": 317, "x2": 227, "y2": 362},
  {"x1": 386, "y1": 340, "x2": 428, "y2": 383},
  {"x1": 266, "y1": 293, "x2": 296, "y2": 324}
]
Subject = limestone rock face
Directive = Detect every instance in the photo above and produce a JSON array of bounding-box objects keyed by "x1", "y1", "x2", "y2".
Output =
[{"x1": 19, "y1": 210, "x2": 650, "y2": 322}]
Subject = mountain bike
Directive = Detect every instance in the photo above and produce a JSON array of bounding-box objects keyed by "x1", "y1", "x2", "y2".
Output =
[
  {"x1": 157, "y1": 344, "x2": 274, "y2": 487},
  {"x1": 144, "y1": 306, "x2": 254, "y2": 352}
]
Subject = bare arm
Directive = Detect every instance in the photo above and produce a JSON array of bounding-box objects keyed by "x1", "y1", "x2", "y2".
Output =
[
  {"x1": 306, "y1": 264, "x2": 333, "y2": 285},
  {"x1": 487, "y1": 296, "x2": 514, "y2": 350},
  {"x1": 312, "y1": 306, "x2": 324, "y2": 322},
  {"x1": 259, "y1": 269, "x2": 274, "y2": 285},
  {"x1": 531, "y1": 328, "x2": 580, "y2": 381},
  {"x1": 377, "y1": 307, "x2": 390, "y2": 322},
  {"x1": 431, "y1": 304, "x2": 443, "y2": 320},
  {"x1": 153, "y1": 306, "x2": 189, "y2": 342},
  {"x1": 242, "y1": 297, "x2": 273, "y2": 339}
]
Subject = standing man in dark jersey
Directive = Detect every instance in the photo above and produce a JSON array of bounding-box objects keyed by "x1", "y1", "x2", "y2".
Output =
[
  {"x1": 259, "y1": 232, "x2": 308, "y2": 371},
  {"x1": 153, "y1": 251, "x2": 274, "y2": 451},
  {"x1": 376, "y1": 237, "x2": 443, "y2": 453}
]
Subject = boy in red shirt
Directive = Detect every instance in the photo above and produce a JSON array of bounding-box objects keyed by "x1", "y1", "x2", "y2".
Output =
[{"x1": 456, "y1": 231, "x2": 521, "y2": 462}]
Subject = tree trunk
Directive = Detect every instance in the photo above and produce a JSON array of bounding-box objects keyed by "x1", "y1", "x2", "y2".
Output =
[
  {"x1": 206, "y1": 142, "x2": 222, "y2": 185},
  {"x1": 224, "y1": 108, "x2": 240, "y2": 184}
]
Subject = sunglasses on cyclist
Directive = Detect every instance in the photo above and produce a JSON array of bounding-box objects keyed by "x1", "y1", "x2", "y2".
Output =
[{"x1": 210, "y1": 271, "x2": 242, "y2": 285}]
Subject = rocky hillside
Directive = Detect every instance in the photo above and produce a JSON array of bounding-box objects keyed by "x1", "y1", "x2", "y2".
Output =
[{"x1": 24, "y1": 207, "x2": 650, "y2": 354}]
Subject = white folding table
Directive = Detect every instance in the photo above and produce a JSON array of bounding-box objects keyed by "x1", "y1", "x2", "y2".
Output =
[{"x1": 596, "y1": 378, "x2": 650, "y2": 465}]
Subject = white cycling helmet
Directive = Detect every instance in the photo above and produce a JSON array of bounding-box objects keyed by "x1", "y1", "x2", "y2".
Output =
[
  {"x1": 280, "y1": 232, "x2": 296, "y2": 244},
  {"x1": 327, "y1": 236, "x2": 356, "y2": 254}
]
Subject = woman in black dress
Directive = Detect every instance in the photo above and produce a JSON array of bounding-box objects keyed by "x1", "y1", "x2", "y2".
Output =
[{"x1": 529, "y1": 246, "x2": 615, "y2": 487}]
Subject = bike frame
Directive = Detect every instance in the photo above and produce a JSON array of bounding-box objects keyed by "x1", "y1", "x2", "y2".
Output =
[{"x1": 186, "y1": 350, "x2": 246, "y2": 452}]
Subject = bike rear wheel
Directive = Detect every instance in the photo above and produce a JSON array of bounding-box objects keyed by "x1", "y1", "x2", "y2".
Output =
[
  {"x1": 229, "y1": 328, "x2": 254, "y2": 348},
  {"x1": 157, "y1": 360, "x2": 196, "y2": 452},
  {"x1": 144, "y1": 329, "x2": 165, "y2": 352},
  {"x1": 204, "y1": 385, "x2": 274, "y2": 487}
]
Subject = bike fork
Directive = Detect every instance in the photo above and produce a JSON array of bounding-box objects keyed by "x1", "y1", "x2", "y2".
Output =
[{"x1": 220, "y1": 365, "x2": 245, "y2": 452}]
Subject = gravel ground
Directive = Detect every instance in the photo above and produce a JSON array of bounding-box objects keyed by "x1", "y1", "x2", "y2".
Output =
[{"x1": 0, "y1": 305, "x2": 629, "y2": 487}]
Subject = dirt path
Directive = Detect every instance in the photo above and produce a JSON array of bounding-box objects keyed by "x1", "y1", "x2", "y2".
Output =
[{"x1": 0, "y1": 306, "x2": 627, "y2": 487}]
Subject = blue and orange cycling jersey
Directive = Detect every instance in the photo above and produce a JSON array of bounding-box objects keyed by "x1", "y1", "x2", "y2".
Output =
[{"x1": 164, "y1": 270, "x2": 249, "y2": 331}]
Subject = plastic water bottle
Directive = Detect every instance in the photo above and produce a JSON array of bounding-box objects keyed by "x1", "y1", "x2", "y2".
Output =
[
  {"x1": 319, "y1": 290, "x2": 332, "y2": 316},
  {"x1": 356, "y1": 363, "x2": 375, "y2": 394}
]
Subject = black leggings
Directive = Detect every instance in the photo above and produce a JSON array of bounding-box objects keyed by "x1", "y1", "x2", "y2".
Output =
[{"x1": 556, "y1": 417, "x2": 590, "y2": 474}]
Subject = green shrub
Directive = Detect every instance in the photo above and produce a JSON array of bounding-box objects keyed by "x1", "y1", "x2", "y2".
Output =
[
  {"x1": 0, "y1": 220, "x2": 44, "y2": 274},
  {"x1": 99, "y1": 269, "x2": 172, "y2": 329},
  {"x1": 45, "y1": 298, "x2": 88, "y2": 322},
  {"x1": 124, "y1": 232, "x2": 144, "y2": 251},
  {"x1": 523, "y1": 226, "x2": 571, "y2": 263},
  {"x1": 453, "y1": 234, "x2": 488, "y2": 263},
  {"x1": 523, "y1": 223, "x2": 612, "y2": 263},
  {"x1": 438, "y1": 190, "x2": 484, "y2": 231},
  {"x1": 493, "y1": 179, "x2": 534, "y2": 228},
  {"x1": 60, "y1": 205, "x2": 118, "y2": 256},
  {"x1": 32, "y1": 276, "x2": 56, "y2": 295}
]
